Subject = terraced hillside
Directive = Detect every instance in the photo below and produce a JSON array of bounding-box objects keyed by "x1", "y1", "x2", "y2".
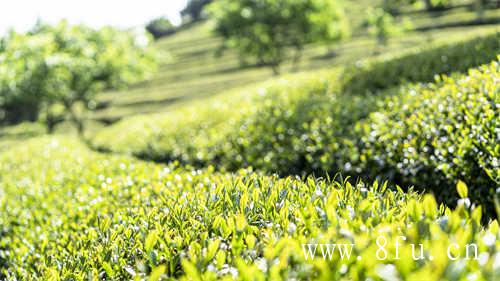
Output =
[
  {"x1": 93, "y1": 34, "x2": 500, "y2": 214},
  {"x1": 0, "y1": 2, "x2": 499, "y2": 280},
  {"x1": 92, "y1": 5, "x2": 500, "y2": 123}
]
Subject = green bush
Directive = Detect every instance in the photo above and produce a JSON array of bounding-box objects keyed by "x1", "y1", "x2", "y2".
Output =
[
  {"x1": 341, "y1": 32, "x2": 500, "y2": 94},
  {"x1": 92, "y1": 78, "x2": 261, "y2": 164},
  {"x1": 92, "y1": 70, "x2": 342, "y2": 169},
  {"x1": 354, "y1": 59, "x2": 500, "y2": 214},
  {"x1": 93, "y1": 33, "x2": 499, "y2": 212},
  {"x1": 146, "y1": 17, "x2": 175, "y2": 39},
  {"x1": 0, "y1": 137, "x2": 498, "y2": 280}
]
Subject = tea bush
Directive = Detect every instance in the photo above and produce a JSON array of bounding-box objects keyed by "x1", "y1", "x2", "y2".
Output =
[
  {"x1": 0, "y1": 137, "x2": 498, "y2": 280},
  {"x1": 92, "y1": 70, "x2": 342, "y2": 170},
  {"x1": 341, "y1": 32, "x2": 500, "y2": 94},
  {"x1": 92, "y1": 33, "x2": 499, "y2": 212},
  {"x1": 354, "y1": 59, "x2": 500, "y2": 214},
  {"x1": 94, "y1": 32, "x2": 500, "y2": 174}
]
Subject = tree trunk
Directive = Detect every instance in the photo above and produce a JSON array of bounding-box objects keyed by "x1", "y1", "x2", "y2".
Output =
[
  {"x1": 71, "y1": 112, "x2": 84, "y2": 137},
  {"x1": 65, "y1": 102, "x2": 85, "y2": 137},
  {"x1": 292, "y1": 47, "x2": 303, "y2": 72},
  {"x1": 46, "y1": 114, "x2": 56, "y2": 134},
  {"x1": 271, "y1": 64, "x2": 280, "y2": 76}
]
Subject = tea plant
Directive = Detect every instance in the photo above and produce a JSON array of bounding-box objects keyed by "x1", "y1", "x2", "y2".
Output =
[
  {"x1": 354, "y1": 59, "x2": 500, "y2": 215},
  {"x1": 93, "y1": 33, "x2": 500, "y2": 212},
  {"x1": 341, "y1": 32, "x2": 500, "y2": 94},
  {"x1": 0, "y1": 137, "x2": 498, "y2": 280}
]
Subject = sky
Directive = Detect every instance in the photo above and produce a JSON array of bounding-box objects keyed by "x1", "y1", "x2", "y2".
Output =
[{"x1": 0, "y1": 0, "x2": 188, "y2": 35}]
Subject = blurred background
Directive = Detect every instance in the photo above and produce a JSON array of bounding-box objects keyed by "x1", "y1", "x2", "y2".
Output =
[{"x1": 0, "y1": 0, "x2": 499, "y2": 142}]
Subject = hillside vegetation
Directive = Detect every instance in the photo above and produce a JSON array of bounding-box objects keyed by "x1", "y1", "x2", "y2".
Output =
[
  {"x1": 93, "y1": 33, "x2": 500, "y2": 213},
  {"x1": 0, "y1": 1, "x2": 499, "y2": 280},
  {"x1": 1, "y1": 137, "x2": 498, "y2": 280},
  {"x1": 91, "y1": 6, "x2": 500, "y2": 123}
]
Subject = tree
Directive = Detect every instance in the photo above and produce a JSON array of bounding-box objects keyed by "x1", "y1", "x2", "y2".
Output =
[
  {"x1": 181, "y1": 0, "x2": 213, "y2": 22},
  {"x1": 146, "y1": 17, "x2": 175, "y2": 39},
  {"x1": 381, "y1": 0, "x2": 417, "y2": 14},
  {"x1": 422, "y1": 0, "x2": 452, "y2": 11},
  {"x1": 366, "y1": 8, "x2": 412, "y2": 50},
  {"x1": 367, "y1": 8, "x2": 397, "y2": 46},
  {"x1": 210, "y1": 0, "x2": 349, "y2": 75},
  {"x1": 0, "y1": 21, "x2": 156, "y2": 135}
]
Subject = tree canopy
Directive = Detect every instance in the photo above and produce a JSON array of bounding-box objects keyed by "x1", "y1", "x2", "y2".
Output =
[
  {"x1": 0, "y1": 21, "x2": 156, "y2": 134},
  {"x1": 146, "y1": 17, "x2": 175, "y2": 39},
  {"x1": 181, "y1": 0, "x2": 213, "y2": 22},
  {"x1": 209, "y1": 0, "x2": 349, "y2": 74}
]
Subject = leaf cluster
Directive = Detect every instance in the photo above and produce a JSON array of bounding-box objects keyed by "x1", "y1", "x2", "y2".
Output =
[{"x1": 0, "y1": 137, "x2": 498, "y2": 280}]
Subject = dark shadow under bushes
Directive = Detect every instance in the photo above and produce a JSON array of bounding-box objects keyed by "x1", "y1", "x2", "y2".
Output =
[
  {"x1": 0, "y1": 226, "x2": 11, "y2": 278},
  {"x1": 416, "y1": 18, "x2": 500, "y2": 31}
]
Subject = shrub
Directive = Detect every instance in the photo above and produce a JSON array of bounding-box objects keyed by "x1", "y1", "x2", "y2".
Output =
[
  {"x1": 0, "y1": 137, "x2": 498, "y2": 280},
  {"x1": 354, "y1": 59, "x2": 500, "y2": 214},
  {"x1": 146, "y1": 17, "x2": 175, "y2": 39},
  {"x1": 92, "y1": 79, "x2": 259, "y2": 163},
  {"x1": 94, "y1": 32, "x2": 499, "y2": 168},
  {"x1": 341, "y1": 32, "x2": 500, "y2": 94},
  {"x1": 366, "y1": 8, "x2": 399, "y2": 46},
  {"x1": 93, "y1": 33, "x2": 499, "y2": 213}
]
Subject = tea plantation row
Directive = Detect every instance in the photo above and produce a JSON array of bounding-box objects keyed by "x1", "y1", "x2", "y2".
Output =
[
  {"x1": 93, "y1": 33, "x2": 500, "y2": 214},
  {"x1": 0, "y1": 137, "x2": 498, "y2": 280}
]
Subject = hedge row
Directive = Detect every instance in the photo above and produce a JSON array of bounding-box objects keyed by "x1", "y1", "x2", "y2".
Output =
[
  {"x1": 92, "y1": 33, "x2": 500, "y2": 214},
  {"x1": 341, "y1": 32, "x2": 500, "y2": 94},
  {"x1": 0, "y1": 137, "x2": 498, "y2": 280},
  {"x1": 354, "y1": 59, "x2": 500, "y2": 214},
  {"x1": 92, "y1": 70, "x2": 342, "y2": 171}
]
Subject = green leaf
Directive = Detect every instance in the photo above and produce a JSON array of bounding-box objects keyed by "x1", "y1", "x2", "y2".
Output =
[
  {"x1": 149, "y1": 265, "x2": 165, "y2": 281},
  {"x1": 145, "y1": 230, "x2": 158, "y2": 252},
  {"x1": 423, "y1": 195, "x2": 437, "y2": 218},
  {"x1": 102, "y1": 262, "x2": 114, "y2": 278},
  {"x1": 471, "y1": 206, "x2": 482, "y2": 224},
  {"x1": 457, "y1": 180, "x2": 468, "y2": 199}
]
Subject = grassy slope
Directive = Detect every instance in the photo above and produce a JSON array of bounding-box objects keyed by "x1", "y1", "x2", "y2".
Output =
[{"x1": 91, "y1": 4, "x2": 500, "y2": 123}]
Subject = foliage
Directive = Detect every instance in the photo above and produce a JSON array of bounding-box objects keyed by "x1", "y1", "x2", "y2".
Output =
[
  {"x1": 209, "y1": 0, "x2": 349, "y2": 74},
  {"x1": 342, "y1": 32, "x2": 500, "y2": 94},
  {"x1": 0, "y1": 21, "x2": 156, "y2": 134},
  {"x1": 91, "y1": 70, "x2": 341, "y2": 169},
  {"x1": 89, "y1": 5, "x2": 500, "y2": 122},
  {"x1": 380, "y1": 0, "x2": 457, "y2": 12},
  {"x1": 381, "y1": 0, "x2": 417, "y2": 14},
  {"x1": 0, "y1": 137, "x2": 498, "y2": 280},
  {"x1": 366, "y1": 8, "x2": 400, "y2": 46},
  {"x1": 181, "y1": 0, "x2": 213, "y2": 22},
  {"x1": 93, "y1": 34, "x2": 500, "y2": 214},
  {"x1": 425, "y1": 0, "x2": 453, "y2": 10},
  {"x1": 146, "y1": 17, "x2": 175, "y2": 39},
  {"x1": 354, "y1": 59, "x2": 500, "y2": 215}
]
